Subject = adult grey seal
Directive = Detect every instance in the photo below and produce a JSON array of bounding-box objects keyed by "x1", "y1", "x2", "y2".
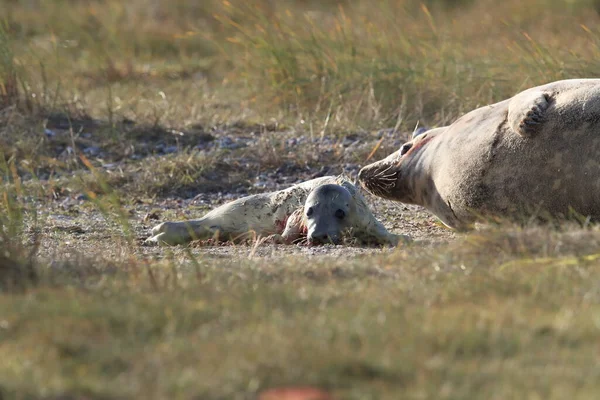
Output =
[
  {"x1": 358, "y1": 79, "x2": 600, "y2": 230},
  {"x1": 145, "y1": 176, "x2": 407, "y2": 246}
]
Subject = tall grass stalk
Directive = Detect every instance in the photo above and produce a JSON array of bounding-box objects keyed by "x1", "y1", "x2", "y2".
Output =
[
  {"x1": 211, "y1": 0, "x2": 600, "y2": 130},
  {"x1": 0, "y1": 22, "x2": 20, "y2": 110},
  {"x1": 0, "y1": 152, "x2": 39, "y2": 290}
]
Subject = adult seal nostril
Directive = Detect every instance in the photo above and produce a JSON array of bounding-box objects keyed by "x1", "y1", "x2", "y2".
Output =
[{"x1": 358, "y1": 78, "x2": 600, "y2": 230}]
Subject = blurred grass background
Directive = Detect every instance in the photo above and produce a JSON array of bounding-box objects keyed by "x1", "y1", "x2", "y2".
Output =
[{"x1": 2, "y1": 0, "x2": 600, "y2": 131}]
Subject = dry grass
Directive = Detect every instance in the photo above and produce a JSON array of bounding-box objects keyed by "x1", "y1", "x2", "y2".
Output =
[
  {"x1": 1, "y1": 0, "x2": 600, "y2": 399},
  {"x1": 4, "y1": 0, "x2": 600, "y2": 132},
  {"x1": 2, "y1": 225, "x2": 600, "y2": 399}
]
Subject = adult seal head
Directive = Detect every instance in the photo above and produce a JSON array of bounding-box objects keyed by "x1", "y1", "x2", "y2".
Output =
[{"x1": 359, "y1": 79, "x2": 600, "y2": 229}]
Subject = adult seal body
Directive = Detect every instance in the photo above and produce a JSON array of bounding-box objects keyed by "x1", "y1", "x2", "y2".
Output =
[
  {"x1": 358, "y1": 79, "x2": 600, "y2": 229},
  {"x1": 146, "y1": 176, "x2": 406, "y2": 246}
]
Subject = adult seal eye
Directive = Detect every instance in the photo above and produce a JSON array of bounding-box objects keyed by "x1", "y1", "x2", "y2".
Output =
[
  {"x1": 306, "y1": 207, "x2": 314, "y2": 217},
  {"x1": 335, "y1": 209, "x2": 345, "y2": 219},
  {"x1": 400, "y1": 142, "x2": 413, "y2": 156}
]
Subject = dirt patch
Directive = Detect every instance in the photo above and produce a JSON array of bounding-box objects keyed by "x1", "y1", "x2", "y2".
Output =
[
  {"x1": 7, "y1": 113, "x2": 453, "y2": 260},
  {"x1": 35, "y1": 190, "x2": 454, "y2": 264}
]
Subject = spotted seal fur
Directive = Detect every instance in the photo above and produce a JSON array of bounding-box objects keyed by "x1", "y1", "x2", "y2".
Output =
[{"x1": 146, "y1": 176, "x2": 407, "y2": 246}]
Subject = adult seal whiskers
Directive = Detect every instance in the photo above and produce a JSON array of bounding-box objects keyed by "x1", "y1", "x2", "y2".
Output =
[{"x1": 359, "y1": 79, "x2": 600, "y2": 229}]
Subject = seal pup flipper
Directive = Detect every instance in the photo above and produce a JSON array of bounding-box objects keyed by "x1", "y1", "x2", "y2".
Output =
[
  {"x1": 508, "y1": 90, "x2": 551, "y2": 136},
  {"x1": 354, "y1": 219, "x2": 411, "y2": 246},
  {"x1": 347, "y1": 191, "x2": 411, "y2": 246},
  {"x1": 279, "y1": 208, "x2": 306, "y2": 244},
  {"x1": 335, "y1": 178, "x2": 411, "y2": 246},
  {"x1": 144, "y1": 220, "x2": 218, "y2": 246}
]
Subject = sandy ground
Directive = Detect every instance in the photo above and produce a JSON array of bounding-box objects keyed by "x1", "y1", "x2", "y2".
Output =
[
  {"x1": 36, "y1": 194, "x2": 455, "y2": 263},
  {"x1": 30, "y1": 121, "x2": 456, "y2": 262}
]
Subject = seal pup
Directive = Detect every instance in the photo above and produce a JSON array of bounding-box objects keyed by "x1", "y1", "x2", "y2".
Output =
[
  {"x1": 145, "y1": 176, "x2": 407, "y2": 246},
  {"x1": 358, "y1": 79, "x2": 600, "y2": 229}
]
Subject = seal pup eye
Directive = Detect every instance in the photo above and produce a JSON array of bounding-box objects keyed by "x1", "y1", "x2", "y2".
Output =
[
  {"x1": 306, "y1": 207, "x2": 314, "y2": 217},
  {"x1": 400, "y1": 142, "x2": 413, "y2": 156},
  {"x1": 335, "y1": 209, "x2": 346, "y2": 219}
]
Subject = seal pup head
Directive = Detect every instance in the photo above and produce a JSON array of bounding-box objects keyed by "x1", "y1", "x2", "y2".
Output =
[
  {"x1": 357, "y1": 128, "x2": 436, "y2": 203},
  {"x1": 304, "y1": 184, "x2": 352, "y2": 245}
]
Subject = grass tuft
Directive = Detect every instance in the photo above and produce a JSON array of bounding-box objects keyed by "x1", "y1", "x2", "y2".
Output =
[{"x1": 0, "y1": 23, "x2": 20, "y2": 110}]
